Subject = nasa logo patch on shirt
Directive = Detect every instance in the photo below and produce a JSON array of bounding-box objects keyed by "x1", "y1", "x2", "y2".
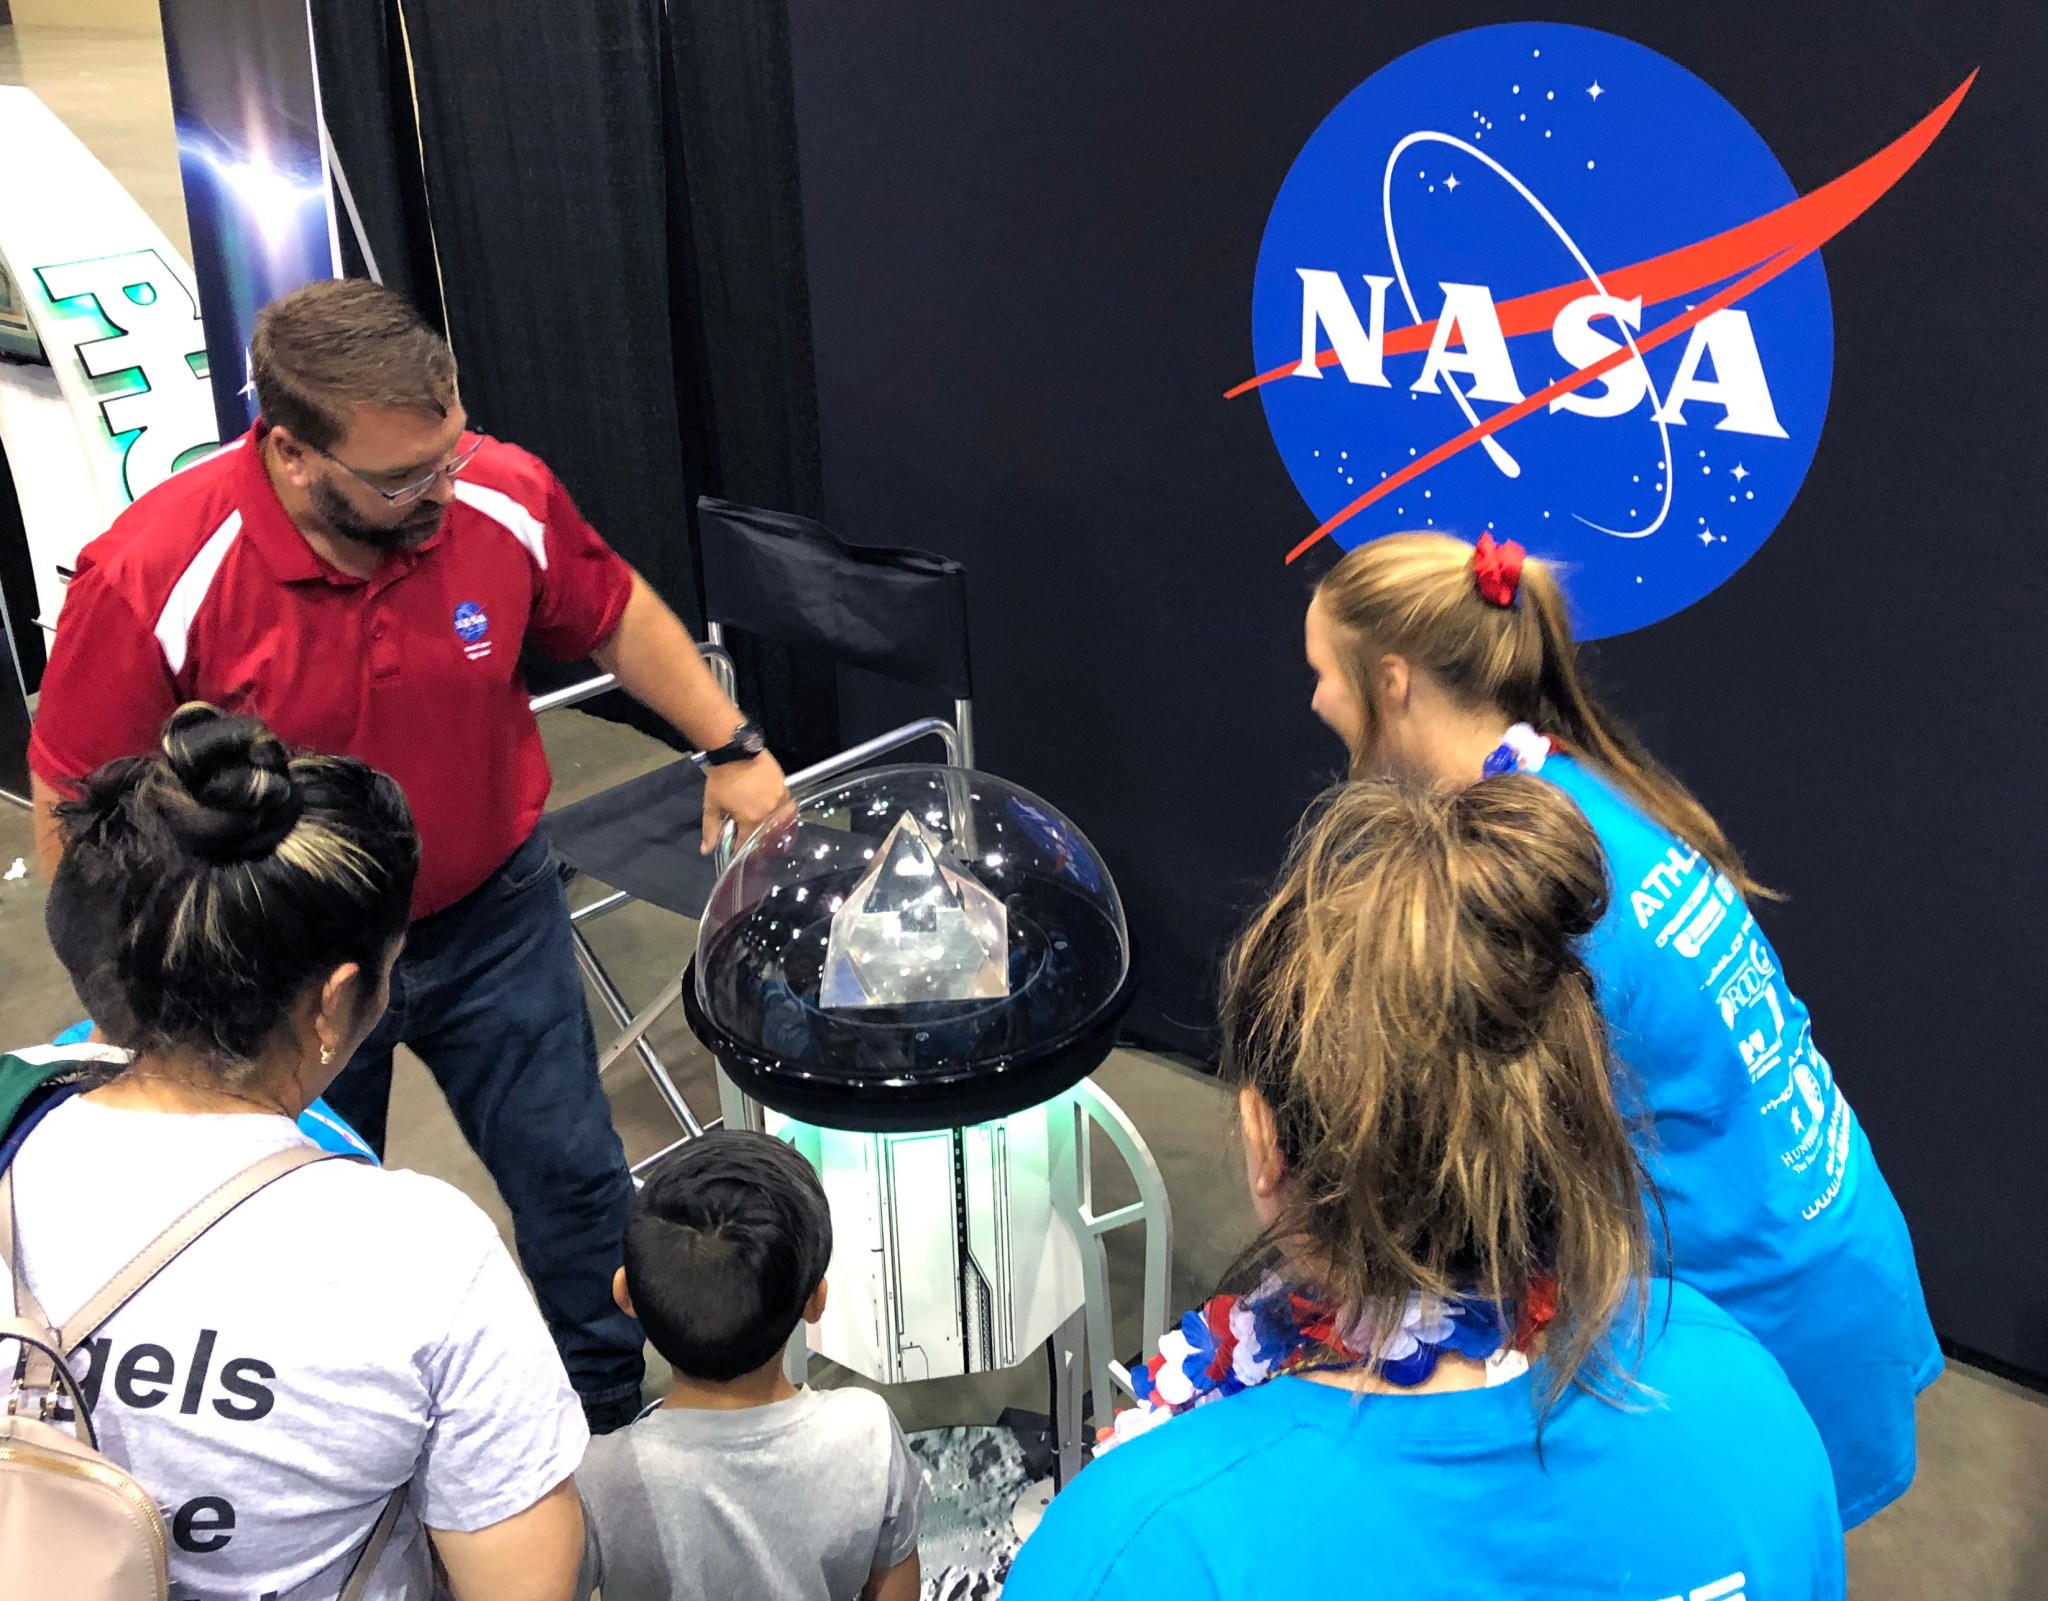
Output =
[{"x1": 453, "y1": 601, "x2": 491, "y2": 660}]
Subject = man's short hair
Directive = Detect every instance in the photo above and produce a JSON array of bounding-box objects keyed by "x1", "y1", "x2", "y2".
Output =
[
  {"x1": 624, "y1": 1131, "x2": 833, "y2": 1382},
  {"x1": 250, "y1": 279, "x2": 457, "y2": 451}
]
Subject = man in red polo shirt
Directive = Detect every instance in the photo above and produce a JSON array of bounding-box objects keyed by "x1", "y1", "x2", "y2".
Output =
[{"x1": 28, "y1": 279, "x2": 791, "y2": 1431}]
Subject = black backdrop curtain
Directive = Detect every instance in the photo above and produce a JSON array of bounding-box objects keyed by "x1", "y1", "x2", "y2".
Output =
[
  {"x1": 780, "y1": 0, "x2": 2048, "y2": 1379},
  {"x1": 307, "y1": 1, "x2": 443, "y2": 351},
  {"x1": 307, "y1": 0, "x2": 2048, "y2": 1384},
  {"x1": 310, "y1": 0, "x2": 838, "y2": 765},
  {"x1": 660, "y1": 0, "x2": 837, "y2": 759}
]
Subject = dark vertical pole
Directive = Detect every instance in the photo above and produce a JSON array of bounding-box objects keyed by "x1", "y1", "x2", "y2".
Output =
[{"x1": 0, "y1": 430, "x2": 32, "y2": 799}]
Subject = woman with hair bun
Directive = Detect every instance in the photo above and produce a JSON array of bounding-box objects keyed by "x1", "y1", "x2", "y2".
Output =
[
  {"x1": 1292, "y1": 530, "x2": 1939, "y2": 1528},
  {"x1": 1007, "y1": 778, "x2": 1843, "y2": 1599},
  {"x1": 2, "y1": 704, "x2": 587, "y2": 1601}
]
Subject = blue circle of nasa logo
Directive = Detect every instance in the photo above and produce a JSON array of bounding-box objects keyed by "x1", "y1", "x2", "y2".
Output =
[
  {"x1": 453, "y1": 601, "x2": 489, "y2": 644},
  {"x1": 1249, "y1": 22, "x2": 1834, "y2": 637}
]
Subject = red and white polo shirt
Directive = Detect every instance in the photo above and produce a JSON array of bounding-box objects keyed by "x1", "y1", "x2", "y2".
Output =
[{"x1": 29, "y1": 424, "x2": 634, "y2": 917}]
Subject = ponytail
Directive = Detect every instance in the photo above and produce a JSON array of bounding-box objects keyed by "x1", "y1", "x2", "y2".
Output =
[{"x1": 1315, "y1": 533, "x2": 1771, "y2": 901}]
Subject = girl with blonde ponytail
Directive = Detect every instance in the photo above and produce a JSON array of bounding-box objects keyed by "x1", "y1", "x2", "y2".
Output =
[
  {"x1": 1298, "y1": 530, "x2": 1938, "y2": 1528},
  {"x1": 1006, "y1": 779, "x2": 1844, "y2": 1601}
]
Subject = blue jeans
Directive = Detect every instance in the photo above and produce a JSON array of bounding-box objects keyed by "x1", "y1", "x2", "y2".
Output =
[{"x1": 323, "y1": 829, "x2": 644, "y2": 1415}]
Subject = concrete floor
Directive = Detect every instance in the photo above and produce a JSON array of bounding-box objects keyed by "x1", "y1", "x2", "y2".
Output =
[
  {"x1": 0, "y1": 22, "x2": 189, "y2": 262},
  {"x1": 4, "y1": 16, "x2": 2046, "y2": 1596}
]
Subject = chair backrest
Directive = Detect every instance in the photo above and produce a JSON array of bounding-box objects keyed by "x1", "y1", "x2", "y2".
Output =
[{"x1": 696, "y1": 498, "x2": 973, "y2": 699}]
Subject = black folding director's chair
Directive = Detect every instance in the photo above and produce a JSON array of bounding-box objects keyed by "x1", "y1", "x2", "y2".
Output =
[{"x1": 532, "y1": 496, "x2": 976, "y2": 1174}]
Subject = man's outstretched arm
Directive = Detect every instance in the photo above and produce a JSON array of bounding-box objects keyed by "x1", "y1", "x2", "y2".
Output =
[{"x1": 590, "y1": 570, "x2": 794, "y2": 852}]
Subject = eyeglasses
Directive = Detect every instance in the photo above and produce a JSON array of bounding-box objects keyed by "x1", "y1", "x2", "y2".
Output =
[{"x1": 313, "y1": 431, "x2": 485, "y2": 508}]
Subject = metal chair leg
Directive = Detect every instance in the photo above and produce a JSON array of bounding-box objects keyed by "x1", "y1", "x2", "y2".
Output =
[
  {"x1": 573, "y1": 927, "x2": 670, "y2": 1074},
  {"x1": 573, "y1": 927, "x2": 705, "y2": 1139},
  {"x1": 629, "y1": 1129, "x2": 722, "y2": 1184}
]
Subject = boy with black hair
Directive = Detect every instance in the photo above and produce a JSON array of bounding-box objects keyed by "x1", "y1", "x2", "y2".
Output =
[{"x1": 579, "y1": 1130, "x2": 928, "y2": 1601}]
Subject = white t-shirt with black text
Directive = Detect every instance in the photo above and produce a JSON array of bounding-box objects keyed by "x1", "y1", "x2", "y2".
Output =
[{"x1": 7, "y1": 1097, "x2": 589, "y2": 1601}]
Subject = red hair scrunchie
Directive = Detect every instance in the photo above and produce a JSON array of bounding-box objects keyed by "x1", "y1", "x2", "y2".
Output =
[{"x1": 1472, "y1": 531, "x2": 1525, "y2": 607}]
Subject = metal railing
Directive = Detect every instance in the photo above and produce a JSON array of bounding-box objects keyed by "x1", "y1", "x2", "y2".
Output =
[{"x1": 1051, "y1": 1077, "x2": 1174, "y2": 1438}]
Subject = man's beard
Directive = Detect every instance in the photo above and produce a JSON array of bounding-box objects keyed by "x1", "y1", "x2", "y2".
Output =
[{"x1": 312, "y1": 478, "x2": 446, "y2": 553}]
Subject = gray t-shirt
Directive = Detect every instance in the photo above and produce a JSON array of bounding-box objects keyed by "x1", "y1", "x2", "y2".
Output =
[
  {"x1": 9, "y1": 1093, "x2": 587, "y2": 1601},
  {"x1": 578, "y1": 1386, "x2": 929, "y2": 1601}
]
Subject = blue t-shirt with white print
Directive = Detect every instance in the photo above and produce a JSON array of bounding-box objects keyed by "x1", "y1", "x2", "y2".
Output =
[
  {"x1": 1534, "y1": 751, "x2": 1940, "y2": 1527},
  {"x1": 1006, "y1": 1280, "x2": 1844, "y2": 1601}
]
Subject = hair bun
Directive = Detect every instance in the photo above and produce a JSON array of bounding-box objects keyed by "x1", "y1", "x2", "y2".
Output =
[
  {"x1": 158, "y1": 703, "x2": 305, "y2": 863},
  {"x1": 1450, "y1": 775, "x2": 1609, "y2": 944}
]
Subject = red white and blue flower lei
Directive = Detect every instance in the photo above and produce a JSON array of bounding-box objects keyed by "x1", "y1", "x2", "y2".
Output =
[
  {"x1": 1104, "y1": 1273, "x2": 1559, "y2": 1452},
  {"x1": 1101, "y1": 725, "x2": 1568, "y2": 1453}
]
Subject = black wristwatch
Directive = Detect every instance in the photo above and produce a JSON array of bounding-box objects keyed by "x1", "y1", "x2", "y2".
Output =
[{"x1": 701, "y1": 718, "x2": 768, "y2": 767}]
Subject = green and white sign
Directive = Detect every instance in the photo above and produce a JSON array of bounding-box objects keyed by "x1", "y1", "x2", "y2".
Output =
[{"x1": 0, "y1": 88, "x2": 223, "y2": 645}]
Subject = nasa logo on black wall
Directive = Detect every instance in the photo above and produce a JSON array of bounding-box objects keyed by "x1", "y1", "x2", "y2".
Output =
[{"x1": 1239, "y1": 22, "x2": 1970, "y2": 636}]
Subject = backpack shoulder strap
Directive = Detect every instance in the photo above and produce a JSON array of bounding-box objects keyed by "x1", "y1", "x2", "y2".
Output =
[
  {"x1": 0, "y1": 1164, "x2": 54, "y2": 1335},
  {"x1": 3, "y1": 1142, "x2": 409, "y2": 1590},
  {"x1": 58, "y1": 1145, "x2": 348, "y2": 1349},
  {"x1": 339, "y1": 1484, "x2": 409, "y2": 1601},
  {"x1": 2, "y1": 1144, "x2": 353, "y2": 1393}
]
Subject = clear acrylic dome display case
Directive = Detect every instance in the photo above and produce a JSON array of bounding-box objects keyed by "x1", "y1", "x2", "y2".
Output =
[{"x1": 683, "y1": 764, "x2": 1134, "y2": 1131}]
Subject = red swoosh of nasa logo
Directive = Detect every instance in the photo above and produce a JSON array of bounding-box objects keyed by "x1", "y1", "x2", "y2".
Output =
[{"x1": 1230, "y1": 72, "x2": 1978, "y2": 564}]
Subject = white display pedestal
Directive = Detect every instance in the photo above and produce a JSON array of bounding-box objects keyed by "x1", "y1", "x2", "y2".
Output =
[{"x1": 772, "y1": 1101, "x2": 1085, "y2": 1385}]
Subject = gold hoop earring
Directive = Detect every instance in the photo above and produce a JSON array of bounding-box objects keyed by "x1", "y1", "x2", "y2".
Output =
[{"x1": 319, "y1": 1044, "x2": 334, "y2": 1067}]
